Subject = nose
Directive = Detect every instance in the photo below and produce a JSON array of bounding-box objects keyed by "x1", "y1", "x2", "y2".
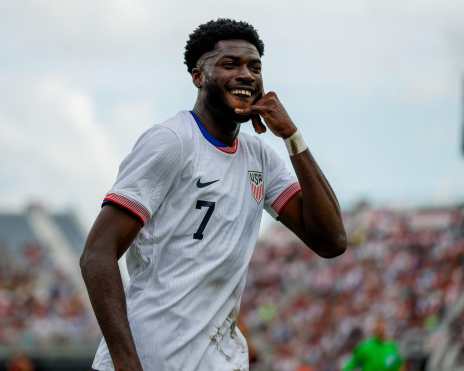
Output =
[{"x1": 236, "y1": 65, "x2": 255, "y2": 82}]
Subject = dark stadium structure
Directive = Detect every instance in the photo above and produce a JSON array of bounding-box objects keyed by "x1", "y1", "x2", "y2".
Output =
[{"x1": 0, "y1": 204, "x2": 99, "y2": 371}]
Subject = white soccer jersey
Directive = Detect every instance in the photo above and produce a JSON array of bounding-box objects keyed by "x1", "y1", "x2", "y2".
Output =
[{"x1": 92, "y1": 110, "x2": 300, "y2": 371}]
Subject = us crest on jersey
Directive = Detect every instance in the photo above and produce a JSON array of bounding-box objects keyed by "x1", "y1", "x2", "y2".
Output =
[{"x1": 248, "y1": 170, "x2": 264, "y2": 203}]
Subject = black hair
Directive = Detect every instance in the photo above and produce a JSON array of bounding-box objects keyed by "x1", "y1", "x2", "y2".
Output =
[{"x1": 184, "y1": 18, "x2": 264, "y2": 74}]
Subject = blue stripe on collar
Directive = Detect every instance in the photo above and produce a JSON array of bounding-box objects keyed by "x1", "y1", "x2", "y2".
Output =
[{"x1": 190, "y1": 111, "x2": 227, "y2": 148}]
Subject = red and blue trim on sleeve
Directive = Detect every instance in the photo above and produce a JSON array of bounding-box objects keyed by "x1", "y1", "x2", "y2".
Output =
[
  {"x1": 102, "y1": 193, "x2": 151, "y2": 225},
  {"x1": 272, "y1": 182, "x2": 301, "y2": 215}
]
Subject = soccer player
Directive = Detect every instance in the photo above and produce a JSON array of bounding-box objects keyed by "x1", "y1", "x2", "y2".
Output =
[
  {"x1": 342, "y1": 320, "x2": 404, "y2": 371},
  {"x1": 80, "y1": 19, "x2": 347, "y2": 371}
]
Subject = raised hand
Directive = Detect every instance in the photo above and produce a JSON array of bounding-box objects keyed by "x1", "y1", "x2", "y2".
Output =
[{"x1": 235, "y1": 91, "x2": 297, "y2": 138}]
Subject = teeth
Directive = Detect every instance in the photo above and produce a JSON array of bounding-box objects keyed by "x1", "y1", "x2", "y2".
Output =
[{"x1": 231, "y1": 89, "x2": 252, "y2": 97}]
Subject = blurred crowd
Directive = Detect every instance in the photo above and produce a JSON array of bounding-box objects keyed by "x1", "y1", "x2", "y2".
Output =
[
  {"x1": 241, "y1": 204, "x2": 464, "y2": 371},
  {"x1": 0, "y1": 240, "x2": 99, "y2": 353},
  {"x1": 0, "y1": 204, "x2": 463, "y2": 371}
]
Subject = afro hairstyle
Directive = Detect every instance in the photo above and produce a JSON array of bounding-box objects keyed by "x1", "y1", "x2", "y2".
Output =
[{"x1": 184, "y1": 18, "x2": 264, "y2": 74}]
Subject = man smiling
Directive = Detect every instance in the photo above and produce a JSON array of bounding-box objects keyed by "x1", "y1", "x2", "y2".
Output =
[{"x1": 80, "y1": 19, "x2": 347, "y2": 371}]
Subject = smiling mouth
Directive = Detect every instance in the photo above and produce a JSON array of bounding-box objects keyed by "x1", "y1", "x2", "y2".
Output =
[{"x1": 229, "y1": 88, "x2": 253, "y2": 98}]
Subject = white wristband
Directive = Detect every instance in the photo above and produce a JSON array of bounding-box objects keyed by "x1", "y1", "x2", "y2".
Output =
[{"x1": 284, "y1": 129, "x2": 307, "y2": 156}]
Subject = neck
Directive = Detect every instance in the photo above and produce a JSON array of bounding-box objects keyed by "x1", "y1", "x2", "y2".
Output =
[{"x1": 193, "y1": 100, "x2": 239, "y2": 146}]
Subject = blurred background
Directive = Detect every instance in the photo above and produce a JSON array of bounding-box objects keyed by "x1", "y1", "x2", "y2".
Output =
[{"x1": 1, "y1": 1, "x2": 463, "y2": 370}]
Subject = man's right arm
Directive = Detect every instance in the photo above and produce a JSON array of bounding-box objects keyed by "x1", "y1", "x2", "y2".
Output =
[{"x1": 80, "y1": 205, "x2": 144, "y2": 371}]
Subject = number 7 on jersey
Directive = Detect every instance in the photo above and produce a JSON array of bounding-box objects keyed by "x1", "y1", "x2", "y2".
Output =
[{"x1": 193, "y1": 200, "x2": 216, "y2": 240}]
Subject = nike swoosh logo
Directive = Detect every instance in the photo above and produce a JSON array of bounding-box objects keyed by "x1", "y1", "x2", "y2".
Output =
[{"x1": 196, "y1": 178, "x2": 220, "y2": 188}]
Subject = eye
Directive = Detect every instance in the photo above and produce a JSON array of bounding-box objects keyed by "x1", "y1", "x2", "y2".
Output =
[
  {"x1": 250, "y1": 64, "x2": 262, "y2": 73},
  {"x1": 222, "y1": 62, "x2": 236, "y2": 69}
]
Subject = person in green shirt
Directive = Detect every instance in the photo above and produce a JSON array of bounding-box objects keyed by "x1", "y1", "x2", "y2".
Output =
[{"x1": 342, "y1": 320, "x2": 404, "y2": 371}]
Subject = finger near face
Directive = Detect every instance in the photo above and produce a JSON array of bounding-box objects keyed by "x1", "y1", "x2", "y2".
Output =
[
  {"x1": 251, "y1": 115, "x2": 266, "y2": 133},
  {"x1": 254, "y1": 85, "x2": 264, "y2": 103}
]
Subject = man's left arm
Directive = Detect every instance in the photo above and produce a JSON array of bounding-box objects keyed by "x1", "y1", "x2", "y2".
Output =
[{"x1": 236, "y1": 92, "x2": 347, "y2": 258}]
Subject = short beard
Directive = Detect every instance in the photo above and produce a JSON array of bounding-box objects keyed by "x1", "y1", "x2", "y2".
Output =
[{"x1": 203, "y1": 83, "x2": 250, "y2": 125}]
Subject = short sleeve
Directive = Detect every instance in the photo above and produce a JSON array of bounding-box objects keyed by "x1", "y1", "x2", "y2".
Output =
[
  {"x1": 263, "y1": 143, "x2": 301, "y2": 219},
  {"x1": 103, "y1": 125, "x2": 182, "y2": 225}
]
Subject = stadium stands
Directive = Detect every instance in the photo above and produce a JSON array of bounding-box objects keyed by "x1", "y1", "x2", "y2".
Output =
[
  {"x1": 241, "y1": 204, "x2": 464, "y2": 371},
  {"x1": 0, "y1": 205, "x2": 99, "y2": 364},
  {"x1": 1, "y1": 202, "x2": 462, "y2": 371}
]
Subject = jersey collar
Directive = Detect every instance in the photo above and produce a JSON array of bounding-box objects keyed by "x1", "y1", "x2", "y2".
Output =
[{"x1": 190, "y1": 111, "x2": 238, "y2": 154}]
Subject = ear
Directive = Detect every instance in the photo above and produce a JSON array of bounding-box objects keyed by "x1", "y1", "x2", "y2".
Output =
[{"x1": 191, "y1": 67, "x2": 204, "y2": 89}]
